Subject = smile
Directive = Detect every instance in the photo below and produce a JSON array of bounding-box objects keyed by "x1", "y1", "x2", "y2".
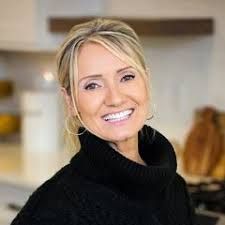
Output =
[{"x1": 102, "y1": 109, "x2": 134, "y2": 122}]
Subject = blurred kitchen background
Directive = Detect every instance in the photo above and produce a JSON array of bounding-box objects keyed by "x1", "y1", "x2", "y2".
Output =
[{"x1": 0, "y1": 0, "x2": 225, "y2": 224}]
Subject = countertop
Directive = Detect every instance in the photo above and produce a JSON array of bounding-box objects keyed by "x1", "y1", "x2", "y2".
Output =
[
  {"x1": 0, "y1": 143, "x2": 73, "y2": 189},
  {"x1": 0, "y1": 142, "x2": 212, "y2": 189}
]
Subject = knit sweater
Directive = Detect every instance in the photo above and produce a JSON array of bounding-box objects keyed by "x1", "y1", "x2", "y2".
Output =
[{"x1": 11, "y1": 125, "x2": 196, "y2": 225}]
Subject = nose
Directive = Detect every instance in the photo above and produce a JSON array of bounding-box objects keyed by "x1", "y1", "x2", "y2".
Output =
[{"x1": 104, "y1": 85, "x2": 125, "y2": 107}]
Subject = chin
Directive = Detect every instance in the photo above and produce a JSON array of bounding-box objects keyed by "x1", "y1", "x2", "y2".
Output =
[
  {"x1": 105, "y1": 131, "x2": 137, "y2": 142},
  {"x1": 91, "y1": 120, "x2": 145, "y2": 142}
]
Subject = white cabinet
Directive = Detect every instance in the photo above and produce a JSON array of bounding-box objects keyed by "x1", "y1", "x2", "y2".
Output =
[
  {"x1": 0, "y1": 0, "x2": 37, "y2": 51},
  {"x1": 0, "y1": 0, "x2": 61, "y2": 51},
  {"x1": 0, "y1": 0, "x2": 105, "y2": 52}
]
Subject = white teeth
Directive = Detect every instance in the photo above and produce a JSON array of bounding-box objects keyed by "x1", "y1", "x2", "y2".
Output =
[{"x1": 103, "y1": 109, "x2": 133, "y2": 121}]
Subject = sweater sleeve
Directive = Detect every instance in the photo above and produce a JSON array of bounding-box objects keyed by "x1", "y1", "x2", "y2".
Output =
[
  {"x1": 10, "y1": 201, "x2": 78, "y2": 225},
  {"x1": 11, "y1": 213, "x2": 72, "y2": 225},
  {"x1": 10, "y1": 177, "x2": 79, "y2": 225},
  {"x1": 179, "y1": 175, "x2": 198, "y2": 225}
]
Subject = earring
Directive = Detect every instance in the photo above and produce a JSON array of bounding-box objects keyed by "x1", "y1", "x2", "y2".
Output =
[
  {"x1": 146, "y1": 104, "x2": 156, "y2": 121},
  {"x1": 65, "y1": 115, "x2": 86, "y2": 136},
  {"x1": 146, "y1": 114, "x2": 154, "y2": 121}
]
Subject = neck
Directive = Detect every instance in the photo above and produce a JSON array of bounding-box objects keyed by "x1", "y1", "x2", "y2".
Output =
[{"x1": 109, "y1": 134, "x2": 146, "y2": 166}]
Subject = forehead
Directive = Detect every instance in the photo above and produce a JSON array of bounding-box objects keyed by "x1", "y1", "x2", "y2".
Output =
[{"x1": 77, "y1": 42, "x2": 130, "y2": 78}]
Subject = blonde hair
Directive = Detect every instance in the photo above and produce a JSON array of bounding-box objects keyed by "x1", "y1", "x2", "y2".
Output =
[{"x1": 56, "y1": 18, "x2": 151, "y2": 152}]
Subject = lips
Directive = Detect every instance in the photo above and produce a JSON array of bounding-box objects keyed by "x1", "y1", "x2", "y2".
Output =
[{"x1": 102, "y1": 109, "x2": 134, "y2": 122}]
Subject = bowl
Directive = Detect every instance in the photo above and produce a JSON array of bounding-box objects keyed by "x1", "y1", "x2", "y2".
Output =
[
  {"x1": 0, "y1": 114, "x2": 20, "y2": 136},
  {"x1": 0, "y1": 80, "x2": 13, "y2": 98}
]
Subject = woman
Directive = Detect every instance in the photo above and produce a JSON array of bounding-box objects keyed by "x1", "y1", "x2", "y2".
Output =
[{"x1": 11, "y1": 18, "x2": 196, "y2": 225}]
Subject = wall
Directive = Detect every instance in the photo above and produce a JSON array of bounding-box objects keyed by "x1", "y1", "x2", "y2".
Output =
[
  {"x1": 0, "y1": 0, "x2": 224, "y2": 145},
  {"x1": 0, "y1": 0, "x2": 37, "y2": 49},
  {"x1": 142, "y1": 36, "x2": 212, "y2": 140}
]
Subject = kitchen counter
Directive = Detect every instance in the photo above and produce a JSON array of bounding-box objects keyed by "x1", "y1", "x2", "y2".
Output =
[
  {"x1": 0, "y1": 142, "x2": 212, "y2": 188},
  {"x1": 0, "y1": 143, "x2": 73, "y2": 189}
]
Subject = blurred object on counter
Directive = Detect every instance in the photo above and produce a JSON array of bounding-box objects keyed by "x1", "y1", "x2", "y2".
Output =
[
  {"x1": 0, "y1": 78, "x2": 21, "y2": 143},
  {"x1": 0, "y1": 80, "x2": 13, "y2": 98},
  {"x1": 211, "y1": 154, "x2": 225, "y2": 180},
  {"x1": 211, "y1": 112, "x2": 225, "y2": 179},
  {"x1": 171, "y1": 139, "x2": 182, "y2": 157},
  {"x1": 187, "y1": 179, "x2": 225, "y2": 214},
  {"x1": 0, "y1": 112, "x2": 21, "y2": 143},
  {"x1": 20, "y1": 91, "x2": 60, "y2": 152},
  {"x1": 0, "y1": 113, "x2": 20, "y2": 136},
  {"x1": 20, "y1": 71, "x2": 61, "y2": 152},
  {"x1": 182, "y1": 106, "x2": 225, "y2": 179}
]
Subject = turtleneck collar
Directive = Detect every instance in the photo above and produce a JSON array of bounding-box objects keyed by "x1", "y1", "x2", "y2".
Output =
[{"x1": 70, "y1": 125, "x2": 177, "y2": 203}]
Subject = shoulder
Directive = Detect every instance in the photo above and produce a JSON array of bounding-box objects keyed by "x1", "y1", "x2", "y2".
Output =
[
  {"x1": 167, "y1": 174, "x2": 197, "y2": 225},
  {"x1": 173, "y1": 173, "x2": 187, "y2": 187},
  {"x1": 11, "y1": 164, "x2": 79, "y2": 225},
  {"x1": 169, "y1": 173, "x2": 191, "y2": 200}
]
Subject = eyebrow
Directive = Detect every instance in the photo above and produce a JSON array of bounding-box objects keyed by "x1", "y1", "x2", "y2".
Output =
[{"x1": 78, "y1": 66, "x2": 133, "y2": 84}]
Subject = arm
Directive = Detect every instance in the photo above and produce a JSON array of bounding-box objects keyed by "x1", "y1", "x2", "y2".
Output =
[
  {"x1": 180, "y1": 175, "x2": 198, "y2": 225},
  {"x1": 10, "y1": 206, "x2": 78, "y2": 225}
]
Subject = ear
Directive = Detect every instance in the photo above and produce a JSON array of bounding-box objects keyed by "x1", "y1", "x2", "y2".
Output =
[{"x1": 60, "y1": 87, "x2": 77, "y2": 116}]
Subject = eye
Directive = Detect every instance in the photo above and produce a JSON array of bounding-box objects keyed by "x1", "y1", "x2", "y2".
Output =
[
  {"x1": 84, "y1": 83, "x2": 101, "y2": 90},
  {"x1": 121, "y1": 74, "x2": 135, "y2": 82}
]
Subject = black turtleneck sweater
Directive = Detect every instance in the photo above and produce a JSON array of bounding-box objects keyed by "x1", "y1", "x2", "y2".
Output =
[{"x1": 11, "y1": 125, "x2": 196, "y2": 225}]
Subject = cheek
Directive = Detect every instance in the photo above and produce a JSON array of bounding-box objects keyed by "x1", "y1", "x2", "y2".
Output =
[
  {"x1": 140, "y1": 80, "x2": 149, "y2": 105},
  {"x1": 132, "y1": 84, "x2": 149, "y2": 118},
  {"x1": 77, "y1": 92, "x2": 104, "y2": 117},
  {"x1": 132, "y1": 81, "x2": 149, "y2": 105}
]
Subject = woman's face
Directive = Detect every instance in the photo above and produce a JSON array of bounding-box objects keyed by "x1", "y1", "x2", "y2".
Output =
[{"x1": 76, "y1": 42, "x2": 149, "y2": 143}]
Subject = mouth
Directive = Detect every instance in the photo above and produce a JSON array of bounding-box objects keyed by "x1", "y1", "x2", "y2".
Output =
[{"x1": 102, "y1": 108, "x2": 134, "y2": 123}]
